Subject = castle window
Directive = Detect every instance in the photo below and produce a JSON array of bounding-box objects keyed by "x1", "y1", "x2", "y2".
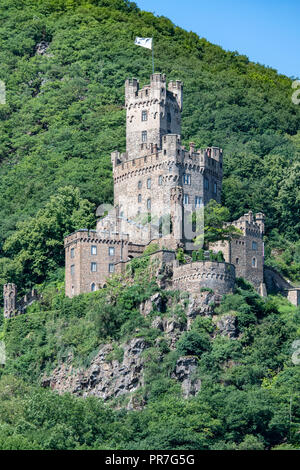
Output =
[
  {"x1": 252, "y1": 241, "x2": 258, "y2": 250},
  {"x1": 91, "y1": 245, "x2": 97, "y2": 255},
  {"x1": 70, "y1": 247, "x2": 75, "y2": 259},
  {"x1": 158, "y1": 175, "x2": 163, "y2": 185},
  {"x1": 109, "y1": 247, "x2": 115, "y2": 257},
  {"x1": 91, "y1": 283, "x2": 96, "y2": 292},
  {"x1": 142, "y1": 131, "x2": 147, "y2": 142},
  {"x1": 71, "y1": 265, "x2": 75, "y2": 276},
  {"x1": 183, "y1": 174, "x2": 191, "y2": 185},
  {"x1": 91, "y1": 262, "x2": 97, "y2": 272},
  {"x1": 213, "y1": 182, "x2": 217, "y2": 194},
  {"x1": 204, "y1": 177, "x2": 209, "y2": 190},
  {"x1": 252, "y1": 257, "x2": 257, "y2": 268},
  {"x1": 183, "y1": 194, "x2": 190, "y2": 205},
  {"x1": 147, "y1": 198, "x2": 151, "y2": 210},
  {"x1": 142, "y1": 110, "x2": 148, "y2": 121},
  {"x1": 109, "y1": 263, "x2": 115, "y2": 273},
  {"x1": 147, "y1": 178, "x2": 151, "y2": 189},
  {"x1": 138, "y1": 194, "x2": 142, "y2": 203},
  {"x1": 71, "y1": 286, "x2": 75, "y2": 296},
  {"x1": 138, "y1": 180, "x2": 142, "y2": 189},
  {"x1": 236, "y1": 258, "x2": 239, "y2": 265},
  {"x1": 195, "y1": 196, "x2": 202, "y2": 207}
]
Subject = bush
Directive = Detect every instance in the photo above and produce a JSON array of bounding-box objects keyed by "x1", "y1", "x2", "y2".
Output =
[{"x1": 176, "y1": 331, "x2": 211, "y2": 357}]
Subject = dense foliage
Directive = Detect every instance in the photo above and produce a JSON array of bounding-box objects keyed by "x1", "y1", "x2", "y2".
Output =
[
  {"x1": 0, "y1": 0, "x2": 299, "y2": 287},
  {"x1": 0, "y1": 0, "x2": 300, "y2": 451},
  {"x1": 0, "y1": 267, "x2": 300, "y2": 450}
]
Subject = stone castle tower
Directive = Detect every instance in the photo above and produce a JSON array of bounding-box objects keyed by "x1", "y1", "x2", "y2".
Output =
[
  {"x1": 65, "y1": 72, "x2": 225, "y2": 297},
  {"x1": 125, "y1": 74, "x2": 182, "y2": 159},
  {"x1": 63, "y1": 72, "x2": 273, "y2": 300},
  {"x1": 3, "y1": 283, "x2": 17, "y2": 318},
  {"x1": 110, "y1": 72, "x2": 223, "y2": 246}
]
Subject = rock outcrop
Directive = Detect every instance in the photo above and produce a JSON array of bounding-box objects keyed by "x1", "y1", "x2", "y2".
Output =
[
  {"x1": 172, "y1": 356, "x2": 201, "y2": 398},
  {"x1": 213, "y1": 313, "x2": 238, "y2": 338},
  {"x1": 43, "y1": 338, "x2": 147, "y2": 402},
  {"x1": 140, "y1": 292, "x2": 164, "y2": 317},
  {"x1": 42, "y1": 292, "x2": 227, "y2": 403},
  {"x1": 186, "y1": 291, "x2": 216, "y2": 329}
]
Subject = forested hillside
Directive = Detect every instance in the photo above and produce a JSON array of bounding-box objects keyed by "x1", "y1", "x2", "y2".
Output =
[
  {"x1": 0, "y1": 255, "x2": 300, "y2": 450},
  {"x1": 0, "y1": 0, "x2": 300, "y2": 451},
  {"x1": 0, "y1": 0, "x2": 300, "y2": 292}
]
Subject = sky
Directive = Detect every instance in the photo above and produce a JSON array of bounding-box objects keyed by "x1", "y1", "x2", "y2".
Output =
[{"x1": 136, "y1": 0, "x2": 299, "y2": 78}]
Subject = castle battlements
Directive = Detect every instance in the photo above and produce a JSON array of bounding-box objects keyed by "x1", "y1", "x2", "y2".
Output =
[{"x1": 225, "y1": 211, "x2": 265, "y2": 238}]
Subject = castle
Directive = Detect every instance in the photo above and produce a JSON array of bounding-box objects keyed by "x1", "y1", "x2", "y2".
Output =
[
  {"x1": 3, "y1": 73, "x2": 300, "y2": 317},
  {"x1": 64, "y1": 73, "x2": 266, "y2": 298}
]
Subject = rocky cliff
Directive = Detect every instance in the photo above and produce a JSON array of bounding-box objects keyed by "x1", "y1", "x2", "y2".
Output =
[{"x1": 42, "y1": 290, "x2": 235, "y2": 406}]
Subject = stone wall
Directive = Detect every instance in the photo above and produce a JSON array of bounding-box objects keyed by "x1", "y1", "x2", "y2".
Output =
[
  {"x1": 212, "y1": 211, "x2": 265, "y2": 289},
  {"x1": 172, "y1": 260, "x2": 235, "y2": 295},
  {"x1": 3, "y1": 283, "x2": 41, "y2": 318},
  {"x1": 125, "y1": 73, "x2": 182, "y2": 159},
  {"x1": 287, "y1": 289, "x2": 300, "y2": 307},
  {"x1": 64, "y1": 229, "x2": 130, "y2": 298}
]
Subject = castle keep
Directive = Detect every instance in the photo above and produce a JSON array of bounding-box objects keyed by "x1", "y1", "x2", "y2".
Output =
[{"x1": 4, "y1": 72, "x2": 300, "y2": 315}]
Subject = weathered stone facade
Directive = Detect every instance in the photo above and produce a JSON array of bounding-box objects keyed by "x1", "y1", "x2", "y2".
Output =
[
  {"x1": 64, "y1": 229, "x2": 144, "y2": 297},
  {"x1": 211, "y1": 211, "x2": 265, "y2": 290},
  {"x1": 3, "y1": 283, "x2": 40, "y2": 318},
  {"x1": 172, "y1": 260, "x2": 236, "y2": 296},
  {"x1": 64, "y1": 73, "x2": 227, "y2": 298}
]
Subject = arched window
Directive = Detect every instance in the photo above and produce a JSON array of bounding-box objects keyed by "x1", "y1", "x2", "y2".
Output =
[
  {"x1": 252, "y1": 257, "x2": 257, "y2": 268},
  {"x1": 138, "y1": 194, "x2": 142, "y2": 203},
  {"x1": 138, "y1": 180, "x2": 142, "y2": 189},
  {"x1": 147, "y1": 198, "x2": 151, "y2": 210},
  {"x1": 91, "y1": 283, "x2": 96, "y2": 292}
]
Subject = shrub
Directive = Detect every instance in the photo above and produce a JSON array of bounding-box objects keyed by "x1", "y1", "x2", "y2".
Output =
[{"x1": 176, "y1": 331, "x2": 211, "y2": 357}]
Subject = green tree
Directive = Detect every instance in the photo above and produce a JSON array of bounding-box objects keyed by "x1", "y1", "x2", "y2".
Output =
[
  {"x1": 194, "y1": 200, "x2": 242, "y2": 249},
  {"x1": 3, "y1": 186, "x2": 95, "y2": 288}
]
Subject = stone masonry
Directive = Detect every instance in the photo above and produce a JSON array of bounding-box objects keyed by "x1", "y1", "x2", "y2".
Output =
[
  {"x1": 4, "y1": 72, "x2": 300, "y2": 313},
  {"x1": 211, "y1": 211, "x2": 265, "y2": 290},
  {"x1": 64, "y1": 72, "x2": 226, "y2": 298}
]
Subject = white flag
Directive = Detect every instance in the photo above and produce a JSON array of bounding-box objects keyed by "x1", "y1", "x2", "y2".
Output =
[{"x1": 134, "y1": 37, "x2": 153, "y2": 50}]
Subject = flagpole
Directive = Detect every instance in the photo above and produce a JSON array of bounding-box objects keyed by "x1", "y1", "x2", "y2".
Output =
[{"x1": 152, "y1": 38, "x2": 154, "y2": 74}]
